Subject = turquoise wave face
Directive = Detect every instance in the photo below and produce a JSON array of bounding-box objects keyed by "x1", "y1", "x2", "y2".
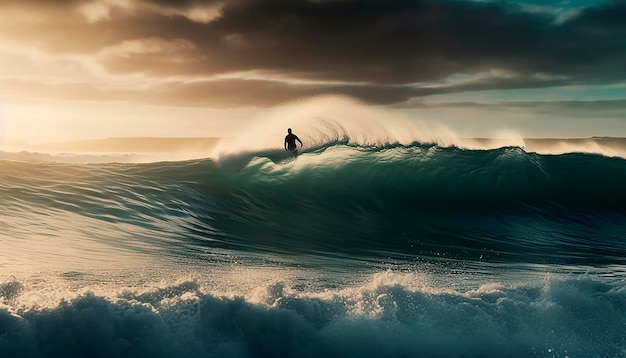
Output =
[
  {"x1": 2, "y1": 143, "x2": 626, "y2": 265},
  {"x1": 188, "y1": 144, "x2": 626, "y2": 263}
]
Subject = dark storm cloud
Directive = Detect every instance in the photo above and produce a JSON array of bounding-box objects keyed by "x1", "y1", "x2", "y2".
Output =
[
  {"x1": 97, "y1": 0, "x2": 555, "y2": 82},
  {"x1": 2, "y1": 0, "x2": 625, "y2": 106},
  {"x1": 103, "y1": 0, "x2": 626, "y2": 82}
]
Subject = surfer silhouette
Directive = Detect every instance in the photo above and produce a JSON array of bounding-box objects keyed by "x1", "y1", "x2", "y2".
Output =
[{"x1": 284, "y1": 128, "x2": 303, "y2": 156}]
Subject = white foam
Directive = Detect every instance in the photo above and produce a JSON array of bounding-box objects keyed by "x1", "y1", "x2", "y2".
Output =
[{"x1": 2, "y1": 269, "x2": 625, "y2": 357}]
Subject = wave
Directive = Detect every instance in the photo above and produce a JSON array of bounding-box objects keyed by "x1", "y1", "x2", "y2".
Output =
[
  {"x1": 1, "y1": 272, "x2": 625, "y2": 358},
  {"x1": 235, "y1": 144, "x2": 626, "y2": 262},
  {"x1": 1, "y1": 143, "x2": 626, "y2": 265}
]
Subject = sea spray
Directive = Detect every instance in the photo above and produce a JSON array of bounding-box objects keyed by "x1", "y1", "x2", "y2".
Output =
[{"x1": 1, "y1": 270, "x2": 625, "y2": 357}]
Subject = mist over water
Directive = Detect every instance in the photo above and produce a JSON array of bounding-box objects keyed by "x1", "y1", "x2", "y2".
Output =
[
  {"x1": 211, "y1": 96, "x2": 626, "y2": 160},
  {"x1": 1, "y1": 96, "x2": 625, "y2": 163},
  {"x1": 212, "y1": 96, "x2": 484, "y2": 157}
]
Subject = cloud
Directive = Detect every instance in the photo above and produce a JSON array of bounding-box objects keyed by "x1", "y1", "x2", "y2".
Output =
[
  {"x1": 416, "y1": 99, "x2": 626, "y2": 119},
  {"x1": 0, "y1": 77, "x2": 428, "y2": 107},
  {"x1": 0, "y1": 0, "x2": 625, "y2": 106},
  {"x1": 508, "y1": 99, "x2": 626, "y2": 119}
]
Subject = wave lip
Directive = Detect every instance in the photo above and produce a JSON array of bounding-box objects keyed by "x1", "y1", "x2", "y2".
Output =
[{"x1": 4, "y1": 136, "x2": 626, "y2": 164}]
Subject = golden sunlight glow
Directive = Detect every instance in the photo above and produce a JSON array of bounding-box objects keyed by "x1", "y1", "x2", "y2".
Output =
[
  {"x1": 99, "y1": 37, "x2": 197, "y2": 57},
  {"x1": 179, "y1": 4, "x2": 225, "y2": 24},
  {"x1": 0, "y1": 0, "x2": 623, "y2": 149},
  {"x1": 77, "y1": 2, "x2": 112, "y2": 23},
  {"x1": 144, "y1": 1, "x2": 225, "y2": 24},
  {"x1": 76, "y1": 0, "x2": 135, "y2": 23}
]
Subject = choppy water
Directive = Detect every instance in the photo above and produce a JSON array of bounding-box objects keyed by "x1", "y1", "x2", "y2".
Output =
[{"x1": 1, "y1": 142, "x2": 626, "y2": 357}]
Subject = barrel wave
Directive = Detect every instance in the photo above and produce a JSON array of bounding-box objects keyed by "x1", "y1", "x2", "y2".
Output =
[{"x1": 1, "y1": 142, "x2": 626, "y2": 357}]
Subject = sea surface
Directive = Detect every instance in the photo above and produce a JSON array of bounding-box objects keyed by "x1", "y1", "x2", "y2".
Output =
[{"x1": 1, "y1": 140, "x2": 626, "y2": 357}]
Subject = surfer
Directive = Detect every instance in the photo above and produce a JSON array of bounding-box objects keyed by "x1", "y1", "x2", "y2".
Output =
[{"x1": 284, "y1": 128, "x2": 303, "y2": 156}]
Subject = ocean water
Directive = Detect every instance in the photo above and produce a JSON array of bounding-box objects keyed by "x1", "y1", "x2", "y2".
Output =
[{"x1": 1, "y1": 140, "x2": 626, "y2": 357}]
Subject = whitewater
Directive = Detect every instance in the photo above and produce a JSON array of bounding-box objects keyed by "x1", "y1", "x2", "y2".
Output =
[{"x1": 1, "y1": 98, "x2": 626, "y2": 357}]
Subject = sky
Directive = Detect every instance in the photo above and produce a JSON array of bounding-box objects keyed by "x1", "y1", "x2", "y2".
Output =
[{"x1": 1, "y1": 0, "x2": 625, "y2": 146}]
